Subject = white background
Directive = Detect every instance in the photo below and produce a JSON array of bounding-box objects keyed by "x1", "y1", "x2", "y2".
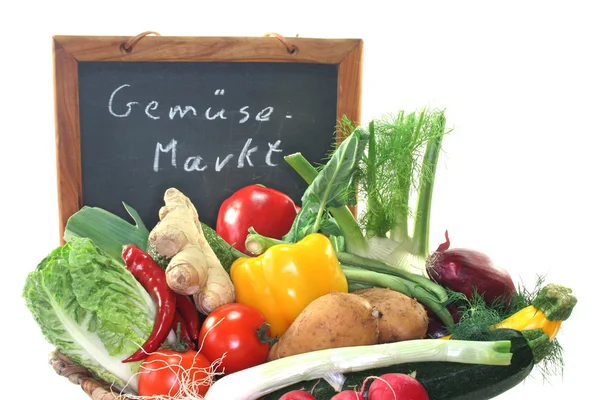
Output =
[{"x1": 2, "y1": 0, "x2": 597, "y2": 398}]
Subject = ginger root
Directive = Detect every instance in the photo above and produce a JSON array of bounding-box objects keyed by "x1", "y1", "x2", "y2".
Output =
[{"x1": 148, "y1": 187, "x2": 235, "y2": 314}]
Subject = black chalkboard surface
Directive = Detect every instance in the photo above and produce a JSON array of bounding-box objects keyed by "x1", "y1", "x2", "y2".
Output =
[
  {"x1": 78, "y1": 61, "x2": 338, "y2": 228},
  {"x1": 53, "y1": 35, "x2": 363, "y2": 241}
]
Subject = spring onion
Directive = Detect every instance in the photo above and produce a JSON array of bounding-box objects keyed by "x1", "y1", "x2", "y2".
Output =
[{"x1": 204, "y1": 338, "x2": 512, "y2": 400}]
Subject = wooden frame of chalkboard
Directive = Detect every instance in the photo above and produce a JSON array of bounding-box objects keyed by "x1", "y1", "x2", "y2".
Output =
[{"x1": 53, "y1": 34, "x2": 362, "y2": 242}]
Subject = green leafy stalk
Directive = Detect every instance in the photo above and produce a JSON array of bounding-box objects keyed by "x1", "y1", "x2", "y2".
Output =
[
  {"x1": 412, "y1": 111, "x2": 447, "y2": 257},
  {"x1": 365, "y1": 119, "x2": 390, "y2": 238},
  {"x1": 283, "y1": 126, "x2": 369, "y2": 247},
  {"x1": 284, "y1": 153, "x2": 361, "y2": 243},
  {"x1": 300, "y1": 125, "x2": 366, "y2": 210}
]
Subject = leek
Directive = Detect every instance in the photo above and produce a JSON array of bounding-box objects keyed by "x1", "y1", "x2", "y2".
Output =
[
  {"x1": 63, "y1": 203, "x2": 150, "y2": 263},
  {"x1": 204, "y1": 338, "x2": 512, "y2": 400}
]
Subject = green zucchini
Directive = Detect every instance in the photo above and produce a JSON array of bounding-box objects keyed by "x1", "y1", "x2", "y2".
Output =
[
  {"x1": 146, "y1": 221, "x2": 245, "y2": 273},
  {"x1": 263, "y1": 329, "x2": 545, "y2": 400}
]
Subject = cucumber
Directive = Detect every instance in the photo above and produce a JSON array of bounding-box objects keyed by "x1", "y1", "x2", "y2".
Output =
[
  {"x1": 146, "y1": 242, "x2": 170, "y2": 269},
  {"x1": 147, "y1": 222, "x2": 246, "y2": 273},
  {"x1": 200, "y1": 222, "x2": 246, "y2": 273},
  {"x1": 263, "y1": 329, "x2": 535, "y2": 400}
]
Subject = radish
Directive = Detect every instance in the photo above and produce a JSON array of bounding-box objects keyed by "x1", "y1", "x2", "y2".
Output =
[
  {"x1": 278, "y1": 390, "x2": 317, "y2": 400},
  {"x1": 330, "y1": 390, "x2": 365, "y2": 399},
  {"x1": 368, "y1": 373, "x2": 429, "y2": 400}
]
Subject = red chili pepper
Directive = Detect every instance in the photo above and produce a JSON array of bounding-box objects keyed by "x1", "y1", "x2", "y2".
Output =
[
  {"x1": 121, "y1": 244, "x2": 176, "y2": 363},
  {"x1": 216, "y1": 184, "x2": 298, "y2": 255},
  {"x1": 172, "y1": 310, "x2": 196, "y2": 350},
  {"x1": 175, "y1": 293, "x2": 200, "y2": 341}
]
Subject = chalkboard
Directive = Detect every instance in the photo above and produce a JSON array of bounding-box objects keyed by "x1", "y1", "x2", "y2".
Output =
[{"x1": 53, "y1": 34, "x2": 363, "y2": 241}]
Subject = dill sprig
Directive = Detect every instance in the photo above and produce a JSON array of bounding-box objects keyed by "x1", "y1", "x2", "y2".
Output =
[
  {"x1": 447, "y1": 275, "x2": 565, "y2": 379},
  {"x1": 448, "y1": 290, "x2": 506, "y2": 341}
]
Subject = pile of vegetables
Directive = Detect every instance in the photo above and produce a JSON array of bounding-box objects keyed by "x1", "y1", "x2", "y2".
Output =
[{"x1": 23, "y1": 107, "x2": 578, "y2": 400}]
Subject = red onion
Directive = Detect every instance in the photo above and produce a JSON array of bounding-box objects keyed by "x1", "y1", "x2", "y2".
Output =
[
  {"x1": 426, "y1": 231, "x2": 516, "y2": 307},
  {"x1": 425, "y1": 305, "x2": 461, "y2": 338}
]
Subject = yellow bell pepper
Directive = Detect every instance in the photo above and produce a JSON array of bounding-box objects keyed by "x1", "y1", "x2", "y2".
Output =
[{"x1": 230, "y1": 233, "x2": 348, "y2": 337}]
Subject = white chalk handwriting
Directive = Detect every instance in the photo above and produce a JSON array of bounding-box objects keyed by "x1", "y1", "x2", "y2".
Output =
[
  {"x1": 108, "y1": 84, "x2": 278, "y2": 123},
  {"x1": 153, "y1": 138, "x2": 283, "y2": 172},
  {"x1": 108, "y1": 84, "x2": 290, "y2": 173}
]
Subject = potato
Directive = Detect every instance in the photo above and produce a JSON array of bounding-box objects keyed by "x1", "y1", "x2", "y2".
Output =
[
  {"x1": 354, "y1": 287, "x2": 428, "y2": 343},
  {"x1": 267, "y1": 291, "x2": 380, "y2": 360}
]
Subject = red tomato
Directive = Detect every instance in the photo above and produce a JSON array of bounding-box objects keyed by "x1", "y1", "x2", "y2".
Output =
[
  {"x1": 138, "y1": 350, "x2": 212, "y2": 397},
  {"x1": 199, "y1": 303, "x2": 272, "y2": 374}
]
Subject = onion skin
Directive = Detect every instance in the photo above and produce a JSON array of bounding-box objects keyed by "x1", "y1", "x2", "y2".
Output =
[
  {"x1": 426, "y1": 231, "x2": 516, "y2": 308},
  {"x1": 426, "y1": 247, "x2": 516, "y2": 306}
]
